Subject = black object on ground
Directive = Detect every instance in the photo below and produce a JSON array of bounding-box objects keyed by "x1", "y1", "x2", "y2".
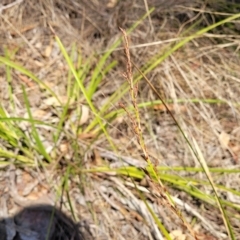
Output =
[{"x1": 0, "y1": 204, "x2": 90, "y2": 240}]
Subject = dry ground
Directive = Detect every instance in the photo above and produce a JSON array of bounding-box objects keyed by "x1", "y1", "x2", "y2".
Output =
[{"x1": 1, "y1": 0, "x2": 240, "y2": 239}]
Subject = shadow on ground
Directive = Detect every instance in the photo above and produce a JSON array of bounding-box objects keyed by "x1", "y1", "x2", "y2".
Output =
[{"x1": 0, "y1": 204, "x2": 91, "y2": 240}]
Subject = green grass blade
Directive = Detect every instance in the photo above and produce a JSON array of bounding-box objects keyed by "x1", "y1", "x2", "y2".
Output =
[
  {"x1": 87, "y1": 7, "x2": 155, "y2": 101},
  {"x1": 54, "y1": 34, "x2": 116, "y2": 150},
  {"x1": 141, "y1": 13, "x2": 240, "y2": 79},
  {"x1": 22, "y1": 86, "x2": 51, "y2": 163},
  {"x1": 0, "y1": 56, "x2": 61, "y2": 103},
  {"x1": 85, "y1": 8, "x2": 155, "y2": 132},
  {"x1": 87, "y1": 60, "x2": 118, "y2": 99}
]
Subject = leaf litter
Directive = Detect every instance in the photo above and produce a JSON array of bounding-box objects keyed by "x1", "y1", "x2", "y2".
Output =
[{"x1": 1, "y1": 0, "x2": 240, "y2": 239}]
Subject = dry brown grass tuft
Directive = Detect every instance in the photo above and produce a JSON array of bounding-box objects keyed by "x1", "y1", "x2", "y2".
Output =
[{"x1": 1, "y1": 0, "x2": 240, "y2": 239}]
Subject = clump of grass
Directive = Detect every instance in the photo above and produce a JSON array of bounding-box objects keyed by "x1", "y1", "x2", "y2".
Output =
[
  {"x1": 86, "y1": 11, "x2": 240, "y2": 239},
  {"x1": 1, "y1": 3, "x2": 240, "y2": 239}
]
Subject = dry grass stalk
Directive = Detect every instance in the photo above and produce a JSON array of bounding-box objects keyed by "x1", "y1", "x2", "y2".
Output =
[{"x1": 119, "y1": 27, "x2": 198, "y2": 239}]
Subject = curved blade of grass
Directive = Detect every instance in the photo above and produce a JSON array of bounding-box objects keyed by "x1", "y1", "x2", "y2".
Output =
[
  {"x1": 192, "y1": 138, "x2": 235, "y2": 239},
  {"x1": 0, "y1": 56, "x2": 61, "y2": 104},
  {"x1": 0, "y1": 147, "x2": 33, "y2": 164},
  {"x1": 87, "y1": 60, "x2": 118, "y2": 99},
  {"x1": 54, "y1": 34, "x2": 116, "y2": 150},
  {"x1": 143, "y1": 196, "x2": 171, "y2": 240},
  {"x1": 0, "y1": 116, "x2": 57, "y2": 129},
  {"x1": 140, "y1": 12, "x2": 240, "y2": 78},
  {"x1": 0, "y1": 122, "x2": 18, "y2": 147},
  {"x1": 0, "y1": 105, "x2": 19, "y2": 145},
  {"x1": 55, "y1": 43, "x2": 85, "y2": 143},
  {"x1": 62, "y1": 165, "x2": 77, "y2": 221},
  {"x1": 156, "y1": 166, "x2": 240, "y2": 174},
  {"x1": 22, "y1": 85, "x2": 51, "y2": 163},
  {"x1": 100, "y1": 97, "x2": 240, "y2": 126}
]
